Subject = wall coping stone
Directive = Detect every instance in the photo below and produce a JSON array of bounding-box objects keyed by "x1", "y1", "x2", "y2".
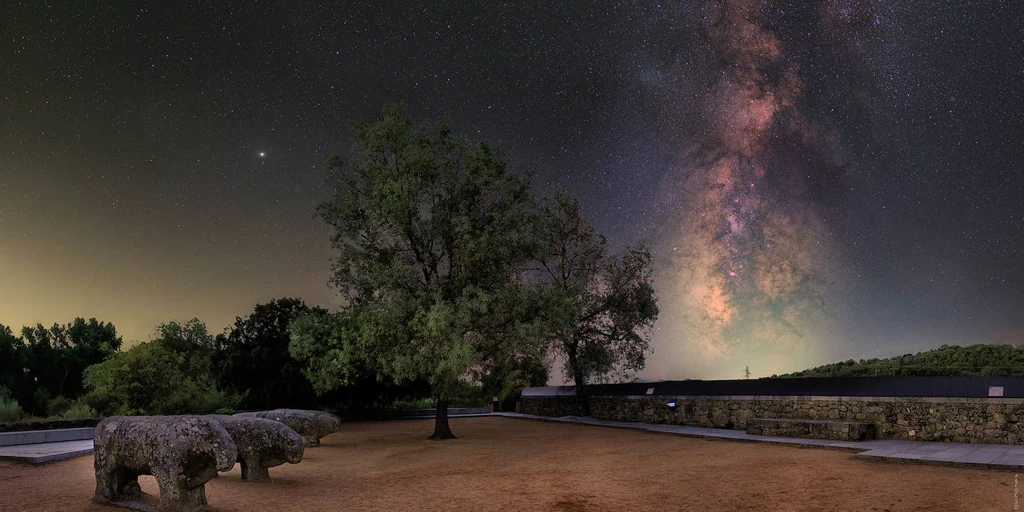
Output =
[
  {"x1": 596, "y1": 395, "x2": 1024, "y2": 404},
  {"x1": 0, "y1": 427, "x2": 95, "y2": 447}
]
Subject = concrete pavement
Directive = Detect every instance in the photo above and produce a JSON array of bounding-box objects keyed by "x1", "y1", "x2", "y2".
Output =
[
  {"x1": 0, "y1": 439, "x2": 94, "y2": 464},
  {"x1": 494, "y1": 412, "x2": 1024, "y2": 471}
]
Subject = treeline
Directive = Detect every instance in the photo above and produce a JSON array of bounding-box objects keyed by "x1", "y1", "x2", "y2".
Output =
[
  {"x1": 0, "y1": 297, "x2": 534, "y2": 422},
  {"x1": 774, "y1": 344, "x2": 1024, "y2": 378}
]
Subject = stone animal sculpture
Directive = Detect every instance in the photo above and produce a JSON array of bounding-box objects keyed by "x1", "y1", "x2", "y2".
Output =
[
  {"x1": 207, "y1": 415, "x2": 304, "y2": 482},
  {"x1": 92, "y1": 415, "x2": 236, "y2": 512},
  {"x1": 305, "y1": 410, "x2": 342, "y2": 447},
  {"x1": 235, "y1": 409, "x2": 341, "y2": 446}
]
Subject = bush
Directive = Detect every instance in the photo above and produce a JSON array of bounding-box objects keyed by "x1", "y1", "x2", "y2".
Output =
[
  {"x1": 499, "y1": 387, "x2": 524, "y2": 413},
  {"x1": 83, "y1": 341, "x2": 241, "y2": 416},
  {"x1": 391, "y1": 381, "x2": 489, "y2": 410},
  {"x1": 448, "y1": 381, "x2": 489, "y2": 407},
  {"x1": 62, "y1": 400, "x2": 98, "y2": 420},
  {"x1": 192, "y1": 387, "x2": 242, "y2": 414},
  {"x1": 0, "y1": 394, "x2": 23, "y2": 422},
  {"x1": 32, "y1": 388, "x2": 50, "y2": 417},
  {"x1": 47, "y1": 395, "x2": 74, "y2": 417},
  {"x1": 391, "y1": 397, "x2": 436, "y2": 410}
]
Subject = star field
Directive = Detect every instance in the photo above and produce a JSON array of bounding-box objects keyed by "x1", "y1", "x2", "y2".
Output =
[{"x1": 1, "y1": 1, "x2": 1022, "y2": 379}]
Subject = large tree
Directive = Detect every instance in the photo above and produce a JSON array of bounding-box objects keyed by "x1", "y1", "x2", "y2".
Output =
[
  {"x1": 216, "y1": 298, "x2": 324, "y2": 410},
  {"x1": 313, "y1": 105, "x2": 544, "y2": 439},
  {"x1": 534, "y1": 191, "x2": 659, "y2": 414}
]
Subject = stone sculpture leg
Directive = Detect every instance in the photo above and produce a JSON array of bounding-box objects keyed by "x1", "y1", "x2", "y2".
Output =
[
  {"x1": 240, "y1": 457, "x2": 271, "y2": 482},
  {"x1": 94, "y1": 465, "x2": 143, "y2": 504},
  {"x1": 154, "y1": 468, "x2": 207, "y2": 512}
]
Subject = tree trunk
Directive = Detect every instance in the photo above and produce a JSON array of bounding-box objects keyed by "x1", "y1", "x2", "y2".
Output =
[
  {"x1": 568, "y1": 345, "x2": 590, "y2": 416},
  {"x1": 58, "y1": 364, "x2": 70, "y2": 397},
  {"x1": 574, "y1": 372, "x2": 591, "y2": 416},
  {"x1": 428, "y1": 397, "x2": 457, "y2": 440}
]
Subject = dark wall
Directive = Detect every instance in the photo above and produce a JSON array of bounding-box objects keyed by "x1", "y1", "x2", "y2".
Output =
[{"x1": 555, "y1": 376, "x2": 1024, "y2": 398}]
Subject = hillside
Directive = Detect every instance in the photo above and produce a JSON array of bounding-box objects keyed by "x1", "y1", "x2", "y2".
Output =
[{"x1": 773, "y1": 344, "x2": 1024, "y2": 378}]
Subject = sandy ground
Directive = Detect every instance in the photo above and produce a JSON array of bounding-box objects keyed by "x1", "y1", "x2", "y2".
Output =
[{"x1": 0, "y1": 416, "x2": 1017, "y2": 511}]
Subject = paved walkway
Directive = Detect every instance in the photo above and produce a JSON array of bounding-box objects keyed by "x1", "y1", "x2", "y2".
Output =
[
  {"x1": 493, "y1": 412, "x2": 1024, "y2": 471},
  {"x1": 0, "y1": 439, "x2": 94, "y2": 464},
  {"x1": 8, "y1": 413, "x2": 1024, "y2": 470}
]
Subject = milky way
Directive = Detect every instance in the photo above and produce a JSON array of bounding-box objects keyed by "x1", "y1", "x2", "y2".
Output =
[{"x1": 653, "y1": 1, "x2": 858, "y2": 378}]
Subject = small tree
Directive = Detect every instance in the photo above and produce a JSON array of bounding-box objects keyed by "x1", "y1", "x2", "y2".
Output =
[
  {"x1": 534, "y1": 191, "x2": 658, "y2": 414},
  {"x1": 314, "y1": 105, "x2": 544, "y2": 439}
]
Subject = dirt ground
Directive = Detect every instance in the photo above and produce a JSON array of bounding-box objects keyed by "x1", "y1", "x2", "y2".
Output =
[{"x1": 0, "y1": 416, "x2": 1016, "y2": 511}]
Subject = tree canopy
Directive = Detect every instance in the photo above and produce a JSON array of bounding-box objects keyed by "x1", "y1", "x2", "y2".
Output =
[{"x1": 310, "y1": 104, "x2": 546, "y2": 439}]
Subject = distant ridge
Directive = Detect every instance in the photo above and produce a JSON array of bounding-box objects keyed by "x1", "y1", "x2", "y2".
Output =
[{"x1": 773, "y1": 344, "x2": 1024, "y2": 378}]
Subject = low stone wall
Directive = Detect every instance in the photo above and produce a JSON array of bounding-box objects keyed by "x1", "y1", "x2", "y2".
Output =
[
  {"x1": 519, "y1": 395, "x2": 1024, "y2": 444},
  {"x1": 0, "y1": 418, "x2": 100, "y2": 433},
  {"x1": 745, "y1": 418, "x2": 875, "y2": 441}
]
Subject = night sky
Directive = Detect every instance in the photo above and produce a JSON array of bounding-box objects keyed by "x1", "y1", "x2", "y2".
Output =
[{"x1": 2, "y1": 1, "x2": 1022, "y2": 380}]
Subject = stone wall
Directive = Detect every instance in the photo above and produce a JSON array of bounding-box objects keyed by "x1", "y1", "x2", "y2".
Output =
[
  {"x1": 519, "y1": 395, "x2": 1024, "y2": 444},
  {"x1": 0, "y1": 418, "x2": 100, "y2": 433}
]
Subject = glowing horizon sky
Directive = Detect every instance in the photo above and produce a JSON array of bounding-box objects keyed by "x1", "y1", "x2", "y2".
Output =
[{"x1": 2, "y1": 1, "x2": 1022, "y2": 380}]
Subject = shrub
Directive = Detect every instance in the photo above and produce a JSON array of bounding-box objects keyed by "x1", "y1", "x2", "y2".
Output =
[
  {"x1": 0, "y1": 395, "x2": 23, "y2": 422},
  {"x1": 448, "y1": 381, "x2": 488, "y2": 408},
  {"x1": 83, "y1": 341, "x2": 243, "y2": 416},
  {"x1": 496, "y1": 369, "x2": 539, "y2": 412},
  {"x1": 62, "y1": 400, "x2": 98, "y2": 420},
  {"x1": 32, "y1": 388, "x2": 51, "y2": 417},
  {"x1": 392, "y1": 397, "x2": 436, "y2": 410},
  {"x1": 499, "y1": 387, "x2": 524, "y2": 413},
  {"x1": 391, "y1": 381, "x2": 489, "y2": 410},
  {"x1": 192, "y1": 386, "x2": 243, "y2": 414},
  {"x1": 47, "y1": 395, "x2": 74, "y2": 417}
]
